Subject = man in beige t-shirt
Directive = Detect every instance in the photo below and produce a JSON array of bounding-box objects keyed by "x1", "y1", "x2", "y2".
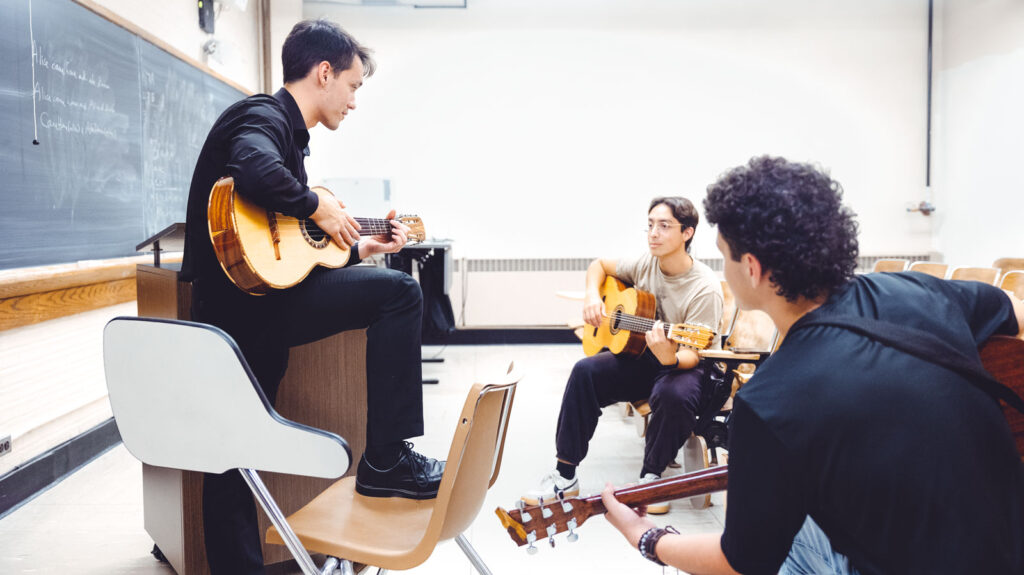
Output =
[{"x1": 524, "y1": 197, "x2": 723, "y2": 514}]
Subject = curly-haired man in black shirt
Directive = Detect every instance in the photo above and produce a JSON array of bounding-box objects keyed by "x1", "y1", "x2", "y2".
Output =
[{"x1": 602, "y1": 156, "x2": 1024, "y2": 575}]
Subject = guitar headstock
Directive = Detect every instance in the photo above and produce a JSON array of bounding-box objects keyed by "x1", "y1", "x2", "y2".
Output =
[
  {"x1": 495, "y1": 495, "x2": 595, "y2": 552},
  {"x1": 669, "y1": 323, "x2": 716, "y2": 350},
  {"x1": 396, "y1": 215, "x2": 425, "y2": 243}
]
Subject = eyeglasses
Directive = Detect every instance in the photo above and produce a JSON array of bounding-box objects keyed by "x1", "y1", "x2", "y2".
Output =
[{"x1": 646, "y1": 222, "x2": 684, "y2": 233}]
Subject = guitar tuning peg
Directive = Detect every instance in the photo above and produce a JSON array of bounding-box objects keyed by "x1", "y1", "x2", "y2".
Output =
[
  {"x1": 566, "y1": 518, "x2": 579, "y2": 542},
  {"x1": 548, "y1": 536, "x2": 556, "y2": 548},
  {"x1": 527, "y1": 542, "x2": 538, "y2": 555},
  {"x1": 515, "y1": 500, "x2": 525, "y2": 510}
]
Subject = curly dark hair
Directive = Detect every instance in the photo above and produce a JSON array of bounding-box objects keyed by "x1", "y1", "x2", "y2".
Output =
[{"x1": 703, "y1": 156, "x2": 859, "y2": 302}]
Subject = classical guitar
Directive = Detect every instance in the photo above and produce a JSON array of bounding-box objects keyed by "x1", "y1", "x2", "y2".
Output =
[
  {"x1": 582, "y1": 276, "x2": 715, "y2": 356},
  {"x1": 496, "y1": 335, "x2": 1024, "y2": 551},
  {"x1": 208, "y1": 177, "x2": 425, "y2": 295}
]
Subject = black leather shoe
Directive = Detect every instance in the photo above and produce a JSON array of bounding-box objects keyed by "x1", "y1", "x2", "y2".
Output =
[{"x1": 355, "y1": 442, "x2": 445, "y2": 500}]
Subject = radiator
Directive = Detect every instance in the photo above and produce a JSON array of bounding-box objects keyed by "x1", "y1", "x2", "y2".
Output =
[{"x1": 448, "y1": 255, "x2": 933, "y2": 327}]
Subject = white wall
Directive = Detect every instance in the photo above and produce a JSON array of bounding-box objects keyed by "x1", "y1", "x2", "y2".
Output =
[
  {"x1": 90, "y1": 0, "x2": 261, "y2": 92},
  {"x1": 300, "y1": 0, "x2": 932, "y2": 261},
  {"x1": 933, "y1": 0, "x2": 1024, "y2": 267},
  {"x1": 270, "y1": 0, "x2": 304, "y2": 89}
]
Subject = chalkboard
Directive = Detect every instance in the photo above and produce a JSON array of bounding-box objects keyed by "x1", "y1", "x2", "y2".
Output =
[{"x1": 0, "y1": 0, "x2": 246, "y2": 270}]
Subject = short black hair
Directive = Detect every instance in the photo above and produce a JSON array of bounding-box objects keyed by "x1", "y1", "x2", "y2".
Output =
[
  {"x1": 282, "y1": 19, "x2": 375, "y2": 84},
  {"x1": 649, "y1": 196, "x2": 699, "y2": 252},
  {"x1": 704, "y1": 156, "x2": 859, "y2": 302}
]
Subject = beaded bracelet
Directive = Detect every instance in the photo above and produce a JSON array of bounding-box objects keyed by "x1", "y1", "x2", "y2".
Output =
[{"x1": 637, "y1": 525, "x2": 680, "y2": 565}]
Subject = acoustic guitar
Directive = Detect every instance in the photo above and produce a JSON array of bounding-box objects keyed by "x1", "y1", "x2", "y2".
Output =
[
  {"x1": 582, "y1": 276, "x2": 715, "y2": 356},
  {"x1": 208, "y1": 177, "x2": 425, "y2": 295},
  {"x1": 497, "y1": 335, "x2": 1024, "y2": 551}
]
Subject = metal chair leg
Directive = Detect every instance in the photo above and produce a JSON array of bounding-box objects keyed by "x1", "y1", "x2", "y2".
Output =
[
  {"x1": 455, "y1": 533, "x2": 493, "y2": 575},
  {"x1": 239, "y1": 469, "x2": 321, "y2": 575},
  {"x1": 320, "y1": 557, "x2": 339, "y2": 575},
  {"x1": 339, "y1": 559, "x2": 356, "y2": 575}
]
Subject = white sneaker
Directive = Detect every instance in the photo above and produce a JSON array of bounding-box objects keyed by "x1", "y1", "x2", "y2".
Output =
[
  {"x1": 641, "y1": 473, "x2": 670, "y2": 515},
  {"x1": 521, "y1": 470, "x2": 580, "y2": 505}
]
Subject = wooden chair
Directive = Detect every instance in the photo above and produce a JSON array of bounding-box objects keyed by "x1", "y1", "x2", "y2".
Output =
[
  {"x1": 949, "y1": 266, "x2": 1000, "y2": 285},
  {"x1": 871, "y1": 259, "x2": 909, "y2": 273},
  {"x1": 993, "y1": 257, "x2": 1024, "y2": 275},
  {"x1": 268, "y1": 377, "x2": 518, "y2": 574},
  {"x1": 907, "y1": 261, "x2": 948, "y2": 278},
  {"x1": 1001, "y1": 270, "x2": 1024, "y2": 300},
  {"x1": 104, "y1": 316, "x2": 519, "y2": 575}
]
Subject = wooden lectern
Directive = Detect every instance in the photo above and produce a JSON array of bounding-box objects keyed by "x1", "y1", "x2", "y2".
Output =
[{"x1": 135, "y1": 262, "x2": 367, "y2": 574}]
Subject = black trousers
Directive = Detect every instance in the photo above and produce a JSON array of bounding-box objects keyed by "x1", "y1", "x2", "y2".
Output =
[
  {"x1": 555, "y1": 350, "x2": 705, "y2": 476},
  {"x1": 194, "y1": 266, "x2": 424, "y2": 575}
]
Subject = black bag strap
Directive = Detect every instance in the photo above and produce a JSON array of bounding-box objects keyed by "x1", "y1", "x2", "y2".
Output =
[{"x1": 792, "y1": 315, "x2": 1024, "y2": 415}]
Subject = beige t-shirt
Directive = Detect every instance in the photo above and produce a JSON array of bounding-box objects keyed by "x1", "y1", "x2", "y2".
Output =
[{"x1": 616, "y1": 253, "x2": 724, "y2": 349}]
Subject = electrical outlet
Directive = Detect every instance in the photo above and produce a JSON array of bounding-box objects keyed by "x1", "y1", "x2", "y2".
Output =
[{"x1": 0, "y1": 435, "x2": 11, "y2": 457}]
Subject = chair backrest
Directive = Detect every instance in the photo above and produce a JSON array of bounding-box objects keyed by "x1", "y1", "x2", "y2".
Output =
[
  {"x1": 871, "y1": 259, "x2": 909, "y2": 273},
  {"x1": 1001, "y1": 270, "x2": 1024, "y2": 300},
  {"x1": 103, "y1": 317, "x2": 350, "y2": 478},
  {"x1": 949, "y1": 266, "x2": 1000, "y2": 285},
  {"x1": 719, "y1": 280, "x2": 736, "y2": 338},
  {"x1": 410, "y1": 370, "x2": 519, "y2": 549},
  {"x1": 907, "y1": 261, "x2": 948, "y2": 278},
  {"x1": 724, "y1": 309, "x2": 778, "y2": 352},
  {"x1": 993, "y1": 257, "x2": 1024, "y2": 275}
]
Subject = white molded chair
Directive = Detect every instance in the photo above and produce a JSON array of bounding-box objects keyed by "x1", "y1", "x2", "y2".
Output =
[
  {"x1": 104, "y1": 316, "x2": 518, "y2": 575},
  {"x1": 104, "y1": 316, "x2": 350, "y2": 574}
]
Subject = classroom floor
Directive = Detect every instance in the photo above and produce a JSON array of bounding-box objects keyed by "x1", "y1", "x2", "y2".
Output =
[{"x1": 0, "y1": 343, "x2": 725, "y2": 575}]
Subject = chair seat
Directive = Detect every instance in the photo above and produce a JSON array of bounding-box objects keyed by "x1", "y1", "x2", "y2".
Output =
[{"x1": 267, "y1": 476, "x2": 435, "y2": 568}]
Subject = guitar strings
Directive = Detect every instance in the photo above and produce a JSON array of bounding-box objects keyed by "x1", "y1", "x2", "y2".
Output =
[
  {"x1": 595, "y1": 315, "x2": 712, "y2": 342},
  {"x1": 599, "y1": 314, "x2": 709, "y2": 334}
]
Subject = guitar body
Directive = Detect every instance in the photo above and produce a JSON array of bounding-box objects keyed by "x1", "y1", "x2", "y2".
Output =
[
  {"x1": 582, "y1": 276, "x2": 656, "y2": 357},
  {"x1": 208, "y1": 177, "x2": 424, "y2": 295},
  {"x1": 209, "y1": 178, "x2": 350, "y2": 294},
  {"x1": 979, "y1": 335, "x2": 1024, "y2": 458}
]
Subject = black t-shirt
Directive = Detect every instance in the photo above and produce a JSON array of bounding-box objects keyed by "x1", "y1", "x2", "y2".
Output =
[{"x1": 721, "y1": 272, "x2": 1024, "y2": 575}]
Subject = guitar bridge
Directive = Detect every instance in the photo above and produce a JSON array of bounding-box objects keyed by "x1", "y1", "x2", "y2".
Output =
[{"x1": 267, "y1": 211, "x2": 282, "y2": 260}]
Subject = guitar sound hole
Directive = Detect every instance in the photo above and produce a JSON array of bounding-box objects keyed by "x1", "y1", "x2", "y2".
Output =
[
  {"x1": 610, "y1": 308, "x2": 623, "y2": 334},
  {"x1": 300, "y1": 220, "x2": 332, "y2": 249}
]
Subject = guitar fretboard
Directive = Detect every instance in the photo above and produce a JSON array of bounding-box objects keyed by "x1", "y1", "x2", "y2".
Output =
[
  {"x1": 353, "y1": 217, "x2": 394, "y2": 236},
  {"x1": 610, "y1": 311, "x2": 698, "y2": 336}
]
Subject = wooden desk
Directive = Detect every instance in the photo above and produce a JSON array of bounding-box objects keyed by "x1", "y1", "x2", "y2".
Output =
[{"x1": 136, "y1": 263, "x2": 367, "y2": 574}]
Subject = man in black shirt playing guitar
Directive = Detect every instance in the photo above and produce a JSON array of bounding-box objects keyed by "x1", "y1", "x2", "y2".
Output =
[{"x1": 181, "y1": 20, "x2": 442, "y2": 575}]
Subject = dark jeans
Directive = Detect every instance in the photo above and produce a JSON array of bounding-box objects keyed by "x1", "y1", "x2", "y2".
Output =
[
  {"x1": 555, "y1": 350, "x2": 705, "y2": 476},
  {"x1": 195, "y1": 265, "x2": 424, "y2": 575}
]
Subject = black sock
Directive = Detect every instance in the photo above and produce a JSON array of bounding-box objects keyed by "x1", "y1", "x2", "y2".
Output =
[
  {"x1": 365, "y1": 442, "x2": 402, "y2": 469},
  {"x1": 556, "y1": 460, "x2": 576, "y2": 481}
]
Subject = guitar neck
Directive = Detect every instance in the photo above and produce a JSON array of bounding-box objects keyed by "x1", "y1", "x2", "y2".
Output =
[
  {"x1": 582, "y1": 465, "x2": 728, "y2": 516},
  {"x1": 352, "y1": 217, "x2": 393, "y2": 237},
  {"x1": 611, "y1": 313, "x2": 697, "y2": 339},
  {"x1": 495, "y1": 465, "x2": 729, "y2": 548}
]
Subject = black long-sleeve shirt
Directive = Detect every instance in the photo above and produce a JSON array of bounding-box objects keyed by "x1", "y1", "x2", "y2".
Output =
[{"x1": 181, "y1": 88, "x2": 358, "y2": 294}]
